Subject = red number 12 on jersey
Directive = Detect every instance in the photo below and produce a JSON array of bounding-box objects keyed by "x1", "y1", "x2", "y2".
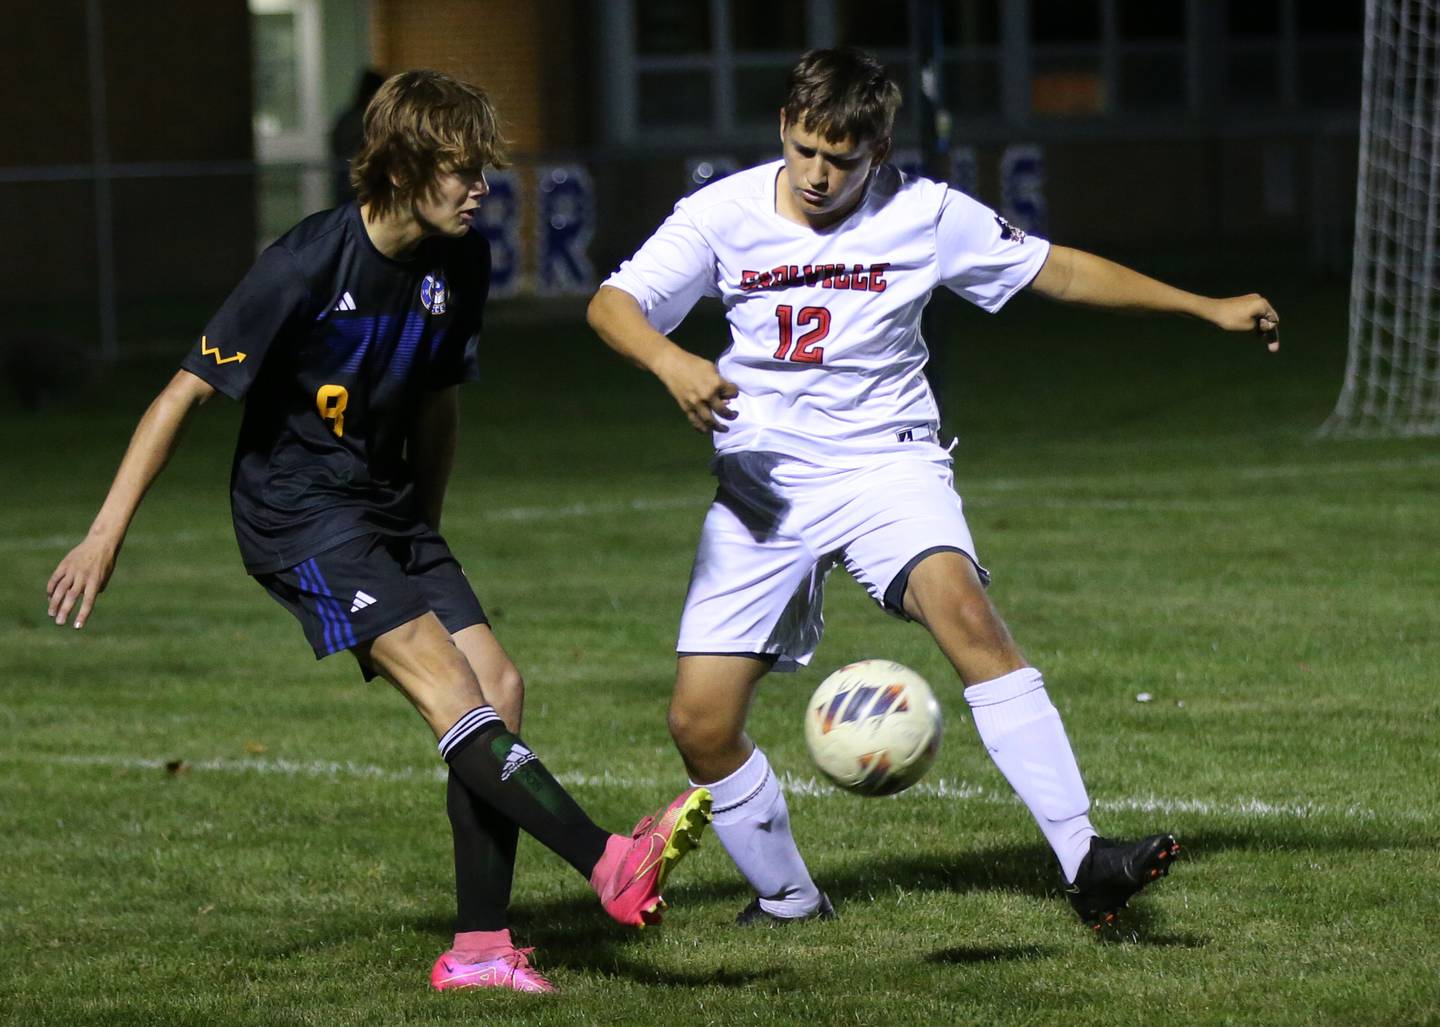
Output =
[{"x1": 774, "y1": 305, "x2": 831, "y2": 364}]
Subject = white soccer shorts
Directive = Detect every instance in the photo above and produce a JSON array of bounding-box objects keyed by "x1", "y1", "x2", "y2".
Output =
[{"x1": 675, "y1": 447, "x2": 986, "y2": 671}]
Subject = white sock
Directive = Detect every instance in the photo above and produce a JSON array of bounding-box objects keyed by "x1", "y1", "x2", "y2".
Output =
[
  {"x1": 696, "y1": 747, "x2": 822, "y2": 917},
  {"x1": 964, "y1": 667, "x2": 1098, "y2": 882}
]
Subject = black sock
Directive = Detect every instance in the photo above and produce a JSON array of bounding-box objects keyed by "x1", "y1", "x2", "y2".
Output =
[
  {"x1": 447, "y1": 769, "x2": 519, "y2": 932},
  {"x1": 438, "y1": 706, "x2": 611, "y2": 878}
]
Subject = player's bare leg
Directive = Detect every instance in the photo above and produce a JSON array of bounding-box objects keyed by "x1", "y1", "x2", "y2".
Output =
[
  {"x1": 903, "y1": 551, "x2": 1178, "y2": 927},
  {"x1": 367, "y1": 615, "x2": 711, "y2": 931},
  {"x1": 362, "y1": 612, "x2": 490, "y2": 733},
  {"x1": 901, "y1": 551, "x2": 1027, "y2": 685},
  {"x1": 363, "y1": 612, "x2": 604, "y2": 929},
  {"x1": 671, "y1": 655, "x2": 830, "y2": 924},
  {"x1": 902, "y1": 551, "x2": 1096, "y2": 876},
  {"x1": 363, "y1": 613, "x2": 711, "y2": 931},
  {"x1": 669, "y1": 655, "x2": 769, "y2": 782},
  {"x1": 453, "y1": 624, "x2": 524, "y2": 730}
]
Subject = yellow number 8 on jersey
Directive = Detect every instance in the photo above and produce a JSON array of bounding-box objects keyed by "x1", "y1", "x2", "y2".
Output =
[{"x1": 316, "y1": 384, "x2": 349, "y2": 437}]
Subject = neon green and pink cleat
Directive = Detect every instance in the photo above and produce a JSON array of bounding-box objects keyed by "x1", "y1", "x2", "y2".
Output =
[
  {"x1": 593, "y1": 786, "x2": 713, "y2": 927},
  {"x1": 430, "y1": 947, "x2": 556, "y2": 993}
]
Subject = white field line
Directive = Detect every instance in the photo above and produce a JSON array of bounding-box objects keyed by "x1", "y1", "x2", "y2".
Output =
[
  {"x1": 4, "y1": 751, "x2": 1398, "y2": 825},
  {"x1": 7, "y1": 453, "x2": 1440, "y2": 552}
]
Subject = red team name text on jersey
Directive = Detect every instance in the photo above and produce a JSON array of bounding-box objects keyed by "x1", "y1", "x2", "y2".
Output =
[{"x1": 741, "y1": 262, "x2": 891, "y2": 292}]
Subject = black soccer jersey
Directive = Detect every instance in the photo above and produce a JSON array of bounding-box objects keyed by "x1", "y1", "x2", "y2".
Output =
[{"x1": 180, "y1": 203, "x2": 488, "y2": 574}]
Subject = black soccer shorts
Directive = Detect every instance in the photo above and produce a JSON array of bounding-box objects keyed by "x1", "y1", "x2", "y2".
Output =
[{"x1": 255, "y1": 530, "x2": 488, "y2": 675}]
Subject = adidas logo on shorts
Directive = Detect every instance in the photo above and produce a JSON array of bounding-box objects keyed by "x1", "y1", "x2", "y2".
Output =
[
  {"x1": 349, "y1": 590, "x2": 378, "y2": 613},
  {"x1": 500, "y1": 742, "x2": 537, "y2": 781}
]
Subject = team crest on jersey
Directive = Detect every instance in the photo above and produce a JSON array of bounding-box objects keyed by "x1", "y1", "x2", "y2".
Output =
[
  {"x1": 421, "y1": 272, "x2": 447, "y2": 315},
  {"x1": 995, "y1": 215, "x2": 1027, "y2": 244}
]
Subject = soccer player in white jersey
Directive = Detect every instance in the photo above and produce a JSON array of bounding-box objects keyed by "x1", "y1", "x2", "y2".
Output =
[{"x1": 587, "y1": 47, "x2": 1279, "y2": 930}]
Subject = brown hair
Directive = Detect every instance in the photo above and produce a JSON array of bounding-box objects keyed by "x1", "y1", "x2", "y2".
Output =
[
  {"x1": 349, "y1": 70, "x2": 509, "y2": 216},
  {"x1": 782, "y1": 47, "x2": 902, "y2": 145}
]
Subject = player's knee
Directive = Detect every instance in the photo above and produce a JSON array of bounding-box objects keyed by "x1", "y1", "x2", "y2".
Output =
[
  {"x1": 497, "y1": 662, "x2": 524, "y2": 701},
  {"x1": 667, "y1": 701, "x2": 738, "y2": 759},
  {"x1": 482, "y1": 663, "x2": 526, "y2": 726},
  {"x1": 667, "y1": 703, "x2": 697, "y2": 748},
  {"x1": 474, "y1": 658, "x2": 522, "y2": 697}
]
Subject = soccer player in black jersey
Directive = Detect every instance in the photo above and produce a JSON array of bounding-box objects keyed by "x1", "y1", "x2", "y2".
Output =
[{"x1": 45, "y1": 70, "x2": 711, "y2": 994}]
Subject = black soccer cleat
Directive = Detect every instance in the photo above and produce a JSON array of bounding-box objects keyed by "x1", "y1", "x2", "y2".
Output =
[
  {"x1": 735, "y1": 892, "x2": 837, "y2": 927},
  {"x1": 1065, "y1": 833, "x2": 1181, "y2": 931}
]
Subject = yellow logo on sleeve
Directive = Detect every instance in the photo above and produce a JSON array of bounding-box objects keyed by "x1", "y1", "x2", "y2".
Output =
[{"x1": 200, "y1": 336, "x2": 247, "y2": 365}]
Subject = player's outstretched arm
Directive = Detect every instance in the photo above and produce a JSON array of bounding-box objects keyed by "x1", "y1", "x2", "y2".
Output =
[
  {"x1": 46, "y1": 369, "x2": 217, "y2": 628},
  {"x1": 1029, "y1": 245, "x2": 1280, "y2": 352},
  {"x1": 586, "y1": 285, "x2": 739, "y2": 434}
]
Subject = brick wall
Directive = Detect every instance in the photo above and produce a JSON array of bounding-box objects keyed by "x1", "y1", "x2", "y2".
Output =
[
  {"x1": 371, "y1": 0, "x2": 593, "y2": 154},
  {"x1": 0, "y1": 0, "x2": 254, "y2": 313}
]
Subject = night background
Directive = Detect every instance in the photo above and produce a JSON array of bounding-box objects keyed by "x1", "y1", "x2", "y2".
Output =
[
  {"x1": 0, "y1": 0, "x2": 1364, "y2": 353},
  {"x1": 5, "y1": 3, "x2": 1439, "y2": 1026}
]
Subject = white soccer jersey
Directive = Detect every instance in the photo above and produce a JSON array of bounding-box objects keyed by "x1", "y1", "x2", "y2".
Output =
[{"x1": 604, "y1": 159, "x2": 1051, "y2": 461}]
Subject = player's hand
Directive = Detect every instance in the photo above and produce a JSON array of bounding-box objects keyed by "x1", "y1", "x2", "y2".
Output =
[
  {"x1": 46, "y1": 536, "x2": 119, "y2": 629},
  {"x1": 1208, "y1": 294, "x2": 1280, "y2": 352},
  {"x1": 653, "y1": 348, "x2": 740, "y2": 433}
]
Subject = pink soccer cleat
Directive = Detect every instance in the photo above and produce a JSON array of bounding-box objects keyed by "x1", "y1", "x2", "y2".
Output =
[
  {"x1": 595, "y1": 786, "x2": 712, "y2": 928},
  {"x1": 429, "y1": 947, "x2": 556, "y2": 993}
]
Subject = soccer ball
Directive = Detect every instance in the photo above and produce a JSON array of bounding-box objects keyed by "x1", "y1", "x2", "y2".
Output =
[{"x1": 803, "y1": 660, "x2": 942, "y2": 796}]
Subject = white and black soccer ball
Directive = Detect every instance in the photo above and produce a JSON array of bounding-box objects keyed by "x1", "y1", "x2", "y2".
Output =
[{"x1": 803, "y1": 660, "x2": 942, "y2": 796}]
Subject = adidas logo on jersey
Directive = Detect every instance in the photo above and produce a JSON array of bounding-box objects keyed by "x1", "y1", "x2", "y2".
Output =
[
  {"x1": 349, "y1": 590, "x2": 378, "y2": 613},
  {"x1": 499, "y1": 742, "x2": 537, "y2": 781},
  {"x1": 334, "y1": 291, "x2": 357, "y2": 311}
]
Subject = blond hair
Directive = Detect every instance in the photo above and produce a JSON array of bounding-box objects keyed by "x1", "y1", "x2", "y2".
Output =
[{"x1": 350, "y1": 70, "x2": 509, "y2": 216}]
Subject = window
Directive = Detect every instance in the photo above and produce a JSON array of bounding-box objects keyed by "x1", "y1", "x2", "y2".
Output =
[
  {"x1": 1225, "y1": 0, "x2": 1282, "y2": 107},
  {"x1": 601, "y1": 0, "x2": 1360, "y2": 145},
  {"x1": 250, "y1": 0, "x2": 325, "y2": 240},
  {"x1": 1116, "y1": 0, "x2": 1185, "y2": 110},
  {"x1": 252, "y1": 11, "x2": 300, "y2": 136},
  {"x1": 1031, "y1": 0, "x2": 1104, "y2": 116},
  {"x1": 1118, "y1": 1, "x2": 1183, "y2": 40},
  {"x1": 1034, "y1": 0, "x2": 1101, "y2": 43},
  {"x1": 636, "y1": 0, "x2": 711, "y2": 55},
  {"x1": 732, "y1": 0, "x2": 805, "y2": 52},
  {"x1": 942, "y1": 0, "x2": 1001, "y2": 118},
  {"x1": 734, "y1": 62, "x2": 791, "y2": 127},
  {"x1": 941, "y1": 0, "x2": 1000, "y2": 46},
  {"x1": 1228, "y1": 0, "x2": 1281, "y2": 37},
  {"x1": 1297, "y1": 1, "x2": 1363, "y2": 108},
  {"x1": 638, "y1": 71, "x2": 713, "y2": 128},
  {"x1": 836, "y1": 0, "x2": 910, "y2": 48}
]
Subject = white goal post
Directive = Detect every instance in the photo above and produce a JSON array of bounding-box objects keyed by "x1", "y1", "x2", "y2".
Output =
[{"x1": 1324, "y1": 0, "x2": 1440, "y2": 437}]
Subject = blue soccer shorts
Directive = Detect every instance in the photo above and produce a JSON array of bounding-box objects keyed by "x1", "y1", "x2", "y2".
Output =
[{"x1": 255, "y1": 530, "x2": 488, "y2": 675}]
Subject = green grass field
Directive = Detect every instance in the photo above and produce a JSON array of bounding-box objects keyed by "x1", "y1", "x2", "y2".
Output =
[{"x1": 3, "y1": 278, "x2": 1439, "y2": 1026}]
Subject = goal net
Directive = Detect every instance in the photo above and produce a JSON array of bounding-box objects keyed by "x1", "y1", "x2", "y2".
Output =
[{"x1": 1324, "y1": 0, "x2": 1440, "y2": 436}]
